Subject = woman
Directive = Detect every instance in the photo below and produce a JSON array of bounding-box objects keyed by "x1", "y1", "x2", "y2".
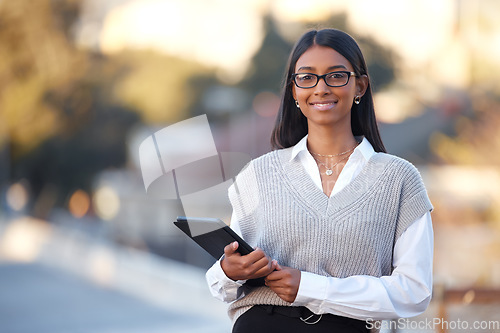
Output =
[{"x1": 206, "y1": 28, "x2": 433, "y2": 333}]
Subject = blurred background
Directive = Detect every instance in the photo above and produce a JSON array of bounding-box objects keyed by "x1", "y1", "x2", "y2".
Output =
[{"x1": 1, "y1": 0, "x2": 500, "y2": 332}]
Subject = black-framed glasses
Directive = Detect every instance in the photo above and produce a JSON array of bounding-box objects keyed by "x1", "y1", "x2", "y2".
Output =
[{"x1": 292, "y1": 71, "x2": 357, "y2": 88}]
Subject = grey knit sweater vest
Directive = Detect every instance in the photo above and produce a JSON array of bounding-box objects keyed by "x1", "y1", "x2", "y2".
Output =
[{"x1": 226, "y1": 147, "x2": 433, "y2": 321}]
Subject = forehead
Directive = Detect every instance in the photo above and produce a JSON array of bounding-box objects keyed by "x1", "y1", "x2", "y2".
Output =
[{"x1": 295, "y1": 45, "x2": 352, "y2": 72}]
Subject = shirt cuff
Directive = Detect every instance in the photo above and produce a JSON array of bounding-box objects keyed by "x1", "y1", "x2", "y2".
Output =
[{"x1": 292, "y1": 271, "x2": 328, "y2": 309}]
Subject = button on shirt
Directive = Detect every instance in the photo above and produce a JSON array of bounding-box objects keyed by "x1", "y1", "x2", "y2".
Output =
[{"x1": 206, "y1": 136, "x2": 433, "y2": 320}]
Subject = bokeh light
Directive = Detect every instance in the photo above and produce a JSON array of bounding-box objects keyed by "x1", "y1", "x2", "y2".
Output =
[
  {"x1": 6, "y1": 182, "x2": 29, "y2": 212},
  {"x1": 68, "y1": 189, "x2": 91, "y2": 218},
  {"x1": 88, "y1": 247, "x2": 116, "y2": 286},
  {"x1": 0, "y1": 217, "x2": 51, "y2": 262},
  {"x1": 92, "y1": 186, "x2": 120, "y2": 221}
]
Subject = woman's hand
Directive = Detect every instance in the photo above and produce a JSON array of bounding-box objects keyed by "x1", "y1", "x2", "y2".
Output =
[
  {"x1": 265, "y1": 264, "x2": 301, "y2": 303},
  {"x1": 221, "y1": 241, "x2": 277, "y2": 281}
]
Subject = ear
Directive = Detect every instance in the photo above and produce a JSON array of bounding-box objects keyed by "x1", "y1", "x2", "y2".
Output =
[
  {"x1": 356, "y1": 74, "x2": 369, "y2": 97},
  {"x1": 292, "y1": 85, "x2": 297, "y2": 101}
]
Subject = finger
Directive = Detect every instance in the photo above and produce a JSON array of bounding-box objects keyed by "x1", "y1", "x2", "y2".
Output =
[
  {"x1": 267, "y1": 284, "x2": 288, "y2": 293},
  {"x1": 267, "y1": 259, "x2": 279, "y2": 272},
  {"x1": 237, "y1": 249, "x2": 268, "y2": 268},
  {"x1": 266, "y1": 281, "x2": 289, "y2": 293},
  {"x1": 249, "y1": 256, "x2": 274, "y2": 276},
  {"x1": 245, "y1": 247, "x2": 267, "y2": 261},
  {"x1": 252, "y1": 254, "x2": 271, "y2": 268},
  {"x1": 223, "y1": 241, "x2": 239, "y2": 257},
  {"x1": 253, "y1": 264, "x2": 275, "y2": 278},
  {"x1": 265, "y1": 270, "x2": 284, "y2": 281}
]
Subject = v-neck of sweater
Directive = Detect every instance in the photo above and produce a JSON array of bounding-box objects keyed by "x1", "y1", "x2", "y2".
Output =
[{"x1": 274, "y1": 147, "x2": 393, "y2": 217}]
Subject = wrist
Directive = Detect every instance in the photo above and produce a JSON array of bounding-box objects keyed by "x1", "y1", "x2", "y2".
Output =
[
  {"x1": 220, "y1": 256, "x2": 238, "y2": 281},
  {"x1": 292, "y1": 271, "x2": 327, "y2": 307},
  {"x1": 218, "y1": 259, "x2": 246, "y2": 284}
]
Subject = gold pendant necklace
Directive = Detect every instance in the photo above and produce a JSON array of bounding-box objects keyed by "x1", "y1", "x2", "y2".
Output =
[{"x1": 312, "y1": 154, "x2": 350, "y2": 176}]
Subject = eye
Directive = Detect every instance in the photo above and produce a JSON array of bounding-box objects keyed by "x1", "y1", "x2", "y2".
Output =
[
  {"x1": 296, "y1": 74, "x2": 315, "y2": 82},
  {"x1": 327, "y1": 72, "x2": 346, "y2": 79}
]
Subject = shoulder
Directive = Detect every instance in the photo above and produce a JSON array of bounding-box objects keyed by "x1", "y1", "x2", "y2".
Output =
[
  {"x1": 240, "y1": 147, "x2": 293, "y2": 172},
  {"x1": 376, "y1": 155, "x2": 434, "y2": 228},
  {"x1": 229, "y1": 148, "x2": 289, "y2": 194},
  {"x1": 371, "y1": 153, "x2": 428, "y2": 195},
  {"x1": 372, "y1": 153, "x2": 422, "y2": 176},
  {"x1": 230, "y1": 148, "x2": 292, "y2": 187},
  {"x1": 255, "y1": 147, "x2": 292, "y2": 164}
]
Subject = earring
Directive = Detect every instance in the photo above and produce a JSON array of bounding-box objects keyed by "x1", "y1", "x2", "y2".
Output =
[
  {"x1": 354, "y1": 96, "x2": 361, "y2": 105},
  {"x1": 295, "y1": 100, "x2": 300, "y2": 108}
]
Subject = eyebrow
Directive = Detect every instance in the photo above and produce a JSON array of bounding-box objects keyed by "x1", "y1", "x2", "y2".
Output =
[{"x1": 296, "y1": 65, "x2": 348, "y2": 72}]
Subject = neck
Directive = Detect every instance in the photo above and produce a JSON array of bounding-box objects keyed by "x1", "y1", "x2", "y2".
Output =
[{"x1": 306, "y1": 124, "x2": 357, "y2": 155}]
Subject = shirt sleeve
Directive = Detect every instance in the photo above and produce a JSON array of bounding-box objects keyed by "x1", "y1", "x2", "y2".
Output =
[
  {"x1": 205, "y1": 212, "x2": 250, "y2": 303},
  {"x1": 292, "y1": 211, "x2": 433, "y2": 320}
]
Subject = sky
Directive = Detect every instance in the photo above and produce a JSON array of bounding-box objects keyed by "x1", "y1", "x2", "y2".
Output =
[
  {"x1": 75, "y1": 0, "x2": 500, "y2": 121},
  {"x1": 76, "y1": 0, "x2": 462, "y2": 70}
]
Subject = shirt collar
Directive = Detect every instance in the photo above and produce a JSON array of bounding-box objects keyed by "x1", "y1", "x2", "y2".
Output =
[
  {"x1": 290, "y1": 135, "x2": 309, "y2": 161},
  {"x1": 290, "y1": 134, "x2": 376, "y2": 162},
  {"x1": 353, "y1": 136, "x2": 376, "y2": 162}
]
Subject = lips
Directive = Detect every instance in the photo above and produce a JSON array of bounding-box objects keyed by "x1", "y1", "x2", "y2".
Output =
[{"x1": 309, "y1": 100, "x2": 338, "y2": 111}]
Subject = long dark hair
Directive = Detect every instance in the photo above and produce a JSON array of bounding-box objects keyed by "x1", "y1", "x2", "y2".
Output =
[{"x1": 270, "y1": 28, "x2": 386, "y2": 153}]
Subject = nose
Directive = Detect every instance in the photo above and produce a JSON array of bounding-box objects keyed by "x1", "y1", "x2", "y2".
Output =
[{"x1": 313, "y1": 77, "x2": 331, "y2": 95}]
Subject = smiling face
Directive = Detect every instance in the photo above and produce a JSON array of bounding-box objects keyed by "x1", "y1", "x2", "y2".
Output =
[{"x1": 292, "y1": 44, "x2": 366, "y2": 131}]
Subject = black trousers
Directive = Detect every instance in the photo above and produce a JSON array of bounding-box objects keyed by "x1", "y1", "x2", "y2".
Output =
[{"x1": 232, "y1": 305, "x2": 369, "y2": 333}]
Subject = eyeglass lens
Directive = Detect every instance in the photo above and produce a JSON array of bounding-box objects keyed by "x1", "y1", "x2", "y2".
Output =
[{"x1": 294, "y1": 72, "x2": 350, "y2": 88}]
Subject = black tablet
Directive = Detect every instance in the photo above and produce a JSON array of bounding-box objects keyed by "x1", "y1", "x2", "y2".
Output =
[
  {"x1": 173, "y1": 216, "x2": 265, "y2": 286},
  {"x1": 174, "y1": 216, "x2": 254, "y2": 259}
]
